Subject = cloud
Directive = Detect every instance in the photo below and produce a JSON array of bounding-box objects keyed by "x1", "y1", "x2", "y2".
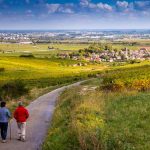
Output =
[
  {"x1": 134, "y1": 1, "x2": 150, "y2": 10},
  {"x1": 58, "y1": 7, "x2": 74, "y2": 14},
  {"x1": 114, "y1": 1, "x2": 150, "y2": 19},
  {"x1": 80, "y1": 0, "x2": 112, "y2": 11},
  {"x1": 97, "y1": 3, "x2": 113, "y2": 11},
  {"x1": 133, "y1": 1, "x2": 150, "y2": 17},
  {"x1": 88, "y1": 3, "x2": 96, "y2": 9},
  {"x1": 46, "y1": 3, "x2": 74, "y2": 14},
  {"x1": 46, "y1": 4, "x2": 60, "y2": 13},
  {"x1": 134, "y1": 1, "x2": 150, "y2": 7},
  {"x1": 117, "y1": 1, "x2": 128, "y2": 8},
  {"x1": 80, "y1": 0, "x2": 90, "y2": 7},
  {"x1": 1, "y1": 0, "x2": 150, "y2": 27}
]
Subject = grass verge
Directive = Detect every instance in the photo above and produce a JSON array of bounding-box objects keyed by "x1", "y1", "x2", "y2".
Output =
[{"x1": 43, "y1": 78, "x2": 150, "y2": 150}]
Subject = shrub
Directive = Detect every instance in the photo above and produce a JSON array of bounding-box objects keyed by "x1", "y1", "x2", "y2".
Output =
[
  {"x1": 20, "y1": 54, "x2": 34, "y2": 58},
  {"x1": 0, "y1": 68, "x2": 5, "y2": 72},
  {"x1": 0, "y1": 80, "x2": 29, "y2": 99},
  {"x1": 128, "y1": 59, "x2": 141, "y2": 64},
  {"x1": 101, "y1": 79, "x2": 125, "y2": 91},
  {"x1": 111, "y1": 80, "x2": 125, "y2": 91},
  {"x1": 131, "y1": 79, "x2": 150, "y2": 91},
  {"x1": 100, "y1": 65, "x2": 150, "y2": 92}
]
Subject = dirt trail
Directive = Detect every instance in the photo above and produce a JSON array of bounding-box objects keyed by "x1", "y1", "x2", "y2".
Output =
[{"x1": 0, "y1": 81, "x2": 83, "y2": 150}]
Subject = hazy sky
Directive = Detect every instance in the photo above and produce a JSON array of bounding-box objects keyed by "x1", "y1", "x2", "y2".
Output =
[{"x1": 0, "y1": 0, "x2": 150, "y2": 29}]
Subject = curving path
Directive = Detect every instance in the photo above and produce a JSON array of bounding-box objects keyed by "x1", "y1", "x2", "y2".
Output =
[{"x1": 0, "y1": 81, "x2": 84, "y2": 150}]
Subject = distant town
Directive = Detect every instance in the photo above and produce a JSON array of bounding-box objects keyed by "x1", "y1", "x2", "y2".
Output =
[
  {"x1": 57, "y1": 46, "x2": 150, "y2": 63},
  {"x1": 0, "y1": 30, "x2": 150, "y2": 63},
  {"x1": 1, "y1": 29, "x2": 150, "y2": 43}
]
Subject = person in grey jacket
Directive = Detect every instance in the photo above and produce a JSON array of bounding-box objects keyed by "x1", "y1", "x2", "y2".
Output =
[{"x1": 0, "y1": 101, "x2": 11, "y2": 143}]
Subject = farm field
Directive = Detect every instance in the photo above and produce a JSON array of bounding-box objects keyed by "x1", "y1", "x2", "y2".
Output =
[
  {"x1": 0, "y1": 54, "x2": 108, "y2": 103},
  {"x1": 0, "y1": 42, "x2": 149, "y2": 150},
  {"x1": 0, "y1": 41, "x2": 149, "y2": 54},
  {"x1": 0, "y1": 43, "x2": 89, "y2": 52},
  {"x1": 112, "y1": 44, "x2": 139, "y2": 50},
  {"x1": 117, "y1": 38, "x2": 150, "y2": 44},
  {"x1": 0, "y1": 43, "x2": 90, "y2": 58},
  {"x1": 0, "y1": 41, "x2": 149, "y2": 100},
  {"x1": 43, "y1": 63, "x2": 150, "y2": 150},
  {"x1": 102, "y1": 62, "x2": 150, "y2": 91},
  {"x1": 0, "y1": 56, "x2": 106, "y2": 86}
]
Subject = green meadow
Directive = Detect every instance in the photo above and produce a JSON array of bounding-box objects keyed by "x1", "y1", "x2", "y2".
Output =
[
  {"x1": 0, "y1": 43, "x2": 102, "y2": 108},
  {"x1": 0, "y1": 43, "x2": 89, "y2": 58},
  {"x1": 0, "y1": 56, "x2": 105, "y2": 84},
  {"x1": 0, "y1": 54, "x2": 107, "y2": 103},
  {"x1": 0, "y1": 43, "x2": 92, "y2": 80},
  {"x1": 0, "y1": 41, "x2": 147, "y2": 55},
  {"x1": 0, "y1": 42, "x2": 150, "y2": 150},
  {"x1": 112, "y1": 44, "x2": 139, "y2": 50},
  {"x1": 43, "y1": 63, "x2": 150, "y2": 150},
  {"x1": 0, "y1": 43, "x2": 89, "y2": 52}
]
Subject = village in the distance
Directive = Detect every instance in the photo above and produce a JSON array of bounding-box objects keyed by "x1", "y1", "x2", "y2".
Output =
[{"x1": 0, "y1": 29, "x2": 150, "y2": 63}]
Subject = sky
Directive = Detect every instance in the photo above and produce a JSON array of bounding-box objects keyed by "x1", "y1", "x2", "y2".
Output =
[{"x1": 0, "y1": 0, "x2": 150, "y2": 30}]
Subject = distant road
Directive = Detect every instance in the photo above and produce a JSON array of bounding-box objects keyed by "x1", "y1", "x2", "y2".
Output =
[{"x1": 0, "y1": 81, "x2": 84, "y2": 150}]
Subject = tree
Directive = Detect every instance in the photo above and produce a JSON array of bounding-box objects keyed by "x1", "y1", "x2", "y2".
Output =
[
  {"x1": 87, "y1": 43, "x2": 104, "y2": 53},
  {"x1": 104, "y1": 44, "x2": 112, "y2": 51}
]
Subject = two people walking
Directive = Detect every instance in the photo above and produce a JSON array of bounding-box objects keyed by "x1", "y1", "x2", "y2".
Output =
[{"x1": 0, "y1": 100, "x2": 29, "y2": 143}]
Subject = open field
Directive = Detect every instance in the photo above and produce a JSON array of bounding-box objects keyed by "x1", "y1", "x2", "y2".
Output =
[
  {"x1": 0, "y1": 53, "x2": 106, "y2": 113},
  {"x1": 0, "y1": 41, "x2": 148, "y2": 54},
  {"x1": 0, "y1": 56, "x2": 106, "y2": 86},
  {"x1": 117, "y1": 39, "x2": 150, "y2": 44},
  {"x1": 0, "y1": 43, "x2": 89, "y2": 52},
  {"x1": 0, "y1": 42, "x2": 149, "y2": 150},
  {"x1": 0, "y1": 43, "x2": 90, "y2": 58},
  {"x1": 113, "y1": 39, "x2": 150, "y2": 50},
  {"x1": 43, "y1": 64, "x2": 150, "y2": 150},
  {"x1": 0, "y1": 55, "x2": 107, "y2": 102},
  {"x1": 112, "y1": 44, "x2": 139, "y2": 50}
]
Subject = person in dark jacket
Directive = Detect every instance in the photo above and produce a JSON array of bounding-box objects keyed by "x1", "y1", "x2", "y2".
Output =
[
  {"x1": 0, "y1": 101, "x2": 11, "y2": 143},
  {"x1": 14, "y1": 101, "x2": 29, "y2": 142}
]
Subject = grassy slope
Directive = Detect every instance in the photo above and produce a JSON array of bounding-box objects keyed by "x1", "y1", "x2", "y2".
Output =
[
  {"x1": 101, "y1": 62, "x2": 150, "y2": 91},
  {"x1": 104, "y1": 92, "x2": 150, "y2": 150},
  {"x1": 43, "y1": 64, "x2": 150, "y2": 150},
  {"x1": 0, "y1": 55, "x2": 107, "y2": 112},
  {"x1": 0, "y1": 54, "x2": 105, "y2": 113},
  {"x1": 0, "y1": 56, "x2": 106, "y2": 87}
]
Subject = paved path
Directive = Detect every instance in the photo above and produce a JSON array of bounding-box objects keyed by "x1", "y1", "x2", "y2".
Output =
[{"x1": 0, "y1": 81, "x2": 83, "y2": 150}]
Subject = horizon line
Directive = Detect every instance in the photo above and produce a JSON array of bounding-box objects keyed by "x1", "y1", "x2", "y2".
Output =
[{"x1": 0, "y1": 28, "x2": 150, "y2": 31}]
